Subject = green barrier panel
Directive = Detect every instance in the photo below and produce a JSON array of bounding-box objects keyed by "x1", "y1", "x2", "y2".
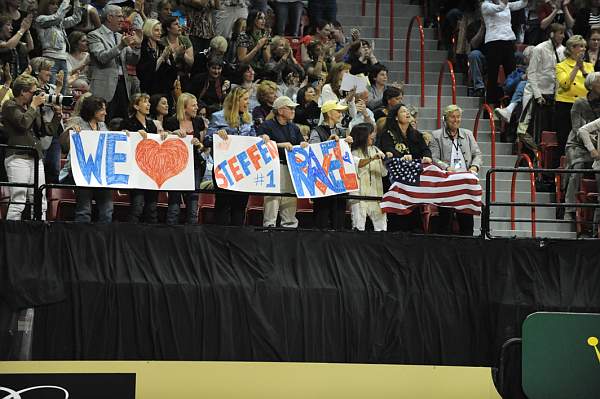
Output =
[{"x1": 522, "y1": 312, "x2": 600, "y2": 399}]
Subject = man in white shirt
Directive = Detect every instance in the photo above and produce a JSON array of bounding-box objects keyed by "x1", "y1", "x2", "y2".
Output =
[{"x1": 518, "y1": 23, "x2": 566, "y2": 150}]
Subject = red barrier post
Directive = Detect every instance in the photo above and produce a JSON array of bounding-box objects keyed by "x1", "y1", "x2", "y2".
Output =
[
  {"x1": 510, "y1": 154, "x2": 537, "y2": 237},
  {"x1": 436, "y1": 60, "x2": 457, "y2": 129},
  {"x1": 473, "y1": 104, "x2": 497, "y2": 202},
  {"x1": 361, "y1": 0, "x2": 366, "y2": 16},
  {"x1": 404, "y1": 16, "x2": 425, "y2": 107}
]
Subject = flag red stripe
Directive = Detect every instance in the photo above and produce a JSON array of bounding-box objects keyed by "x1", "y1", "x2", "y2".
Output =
[
  {"x1": 382, "y1": 196, "x2": 482, "y2": 207},
  {"x1": 388, "y1": 185, "x2": 482, "y2": 198}
]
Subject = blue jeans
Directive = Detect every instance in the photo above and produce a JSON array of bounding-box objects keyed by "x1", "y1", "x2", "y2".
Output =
[
  {"x1": 511, "y1": 80, "x2": 527, "y2": 104},
  {"x1": 75, "y1": 188, "x2": 113, "y2": 223},
  {"x1": 274, "y1": 1, "x2": 304, "y2": 36},
  {"x1": 468, "y1": 49, "x2": 486, "y2": 90},
  {"x1": 166, "y1": 166, "x2": 201, "y2": 224},
  {"x1": 128, "y1": 189, "x2": 158, "y2": 223},
  {"x1": 49, "y1": 58, "x2": 68, "y2": 95}
]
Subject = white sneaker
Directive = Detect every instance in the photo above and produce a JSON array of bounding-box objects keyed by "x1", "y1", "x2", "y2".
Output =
[{"x1": 494, "y1": 107, "x2": 512, "y2": 122}]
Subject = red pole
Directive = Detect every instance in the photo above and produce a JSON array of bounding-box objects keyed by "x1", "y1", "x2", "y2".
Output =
[
  {"x1": 389, "y1": 0, "x2": 394, "y2": 61},
  {"x1": 361, "y1": 0, "x2": 366, "y2": 16},
  {"x1": 375, "y1": 0, "x2": 380, "y2": 38},
  {"x1": 436, "y1": 60, "x2": 457, "y2": 129}
]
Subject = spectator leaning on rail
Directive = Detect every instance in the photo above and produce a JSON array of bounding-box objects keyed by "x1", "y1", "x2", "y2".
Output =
[
  {"x1": 429, "y1": 104, "x2": 483, "y2": 236},
  {"x1": 257, "y1": 95, "x2": 308, "y2": 228},
  {"x1": 564, "y1": 72, "x2": 600, "y2": 222},
  {"x1": 1, "y1": 74, "x2": 54, "y2": 220}
]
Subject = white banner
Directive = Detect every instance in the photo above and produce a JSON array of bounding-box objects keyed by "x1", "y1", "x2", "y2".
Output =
[
  {"x1": 69, "y1": 130, "x2": 194, "y2": 190},
  {"x1": 285, "y1": 140, "x2": 359, "y2": 198},
  {"x1": 213, "y1": 135, "x2": 281, "y2": 193}
]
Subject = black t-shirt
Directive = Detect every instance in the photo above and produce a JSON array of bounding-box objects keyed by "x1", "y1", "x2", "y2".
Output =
[{"x1": 123, "y1": 116, "x2": 158, "y2": 134}]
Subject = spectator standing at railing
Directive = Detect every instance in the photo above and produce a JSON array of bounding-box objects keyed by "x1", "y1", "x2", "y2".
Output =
[
  {"x1": 563, "y1": 72, "x2": 600, "y2": 221},
  {"x1": 252, "y1": 79, "x2": 278, "y2": 125},
  {"x1": 123, "y1": 93, "x2": 164, "y2": 223},
  {"x1": 257, "y1": 95, "x2": 307, "y2": 228},
  {"x1": 378, "y1": 104, "x2": 432, "y2": 232},
  {"x1": 429, "y1": 104, "x2": 482, "y2": 236},
  {"x1": 164, "y1": 92, "x2": 206, "y2": 224},
  {"x1": 60, "y1": 95, "x2": 113, "y2": 223},
  {"x1": 87, "y1": 4, "x2": 141, "y2": 120},
  {"x1": 554, "y1": 34, "x2": 594, "y2": 160},
  {"x1": 309, "y1": 100, "x2": 353, "y2": 230},
  {"x1": 2, "y1": 74, "x2": 52, "y2": 220},
  {"x1": 206, "y1": 87, "x2": 264, "y2": 226},
  {"x1": 481, "y1": 0, "x2": 529, "y2": 106},
  {"x1": 348, "y1": 122, "x2": 387, "y2": 231},
  {"x1": 148, "y1": 93, "x2": 170, "y2": 131},
  {"x1": 34, "y1": 0, "x2": 82, "y2": 95}
]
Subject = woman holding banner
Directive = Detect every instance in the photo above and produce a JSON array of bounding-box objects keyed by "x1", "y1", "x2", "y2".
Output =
[
  {"x1": 62, "y1": 95, "x2": 114, "y2": 223},
  {"x1": 207, "y1": 87, "x2": 269, "y2": 226},
  {"x1": 308, "y1": 100, "x2": 354, "y2": 230},
  {"x1": 124, "y1": 93, "x2": 167, "y2": 224},
  {"x1": 164, "y1": 92, "x2": 205, "y2": 224},
  {"x1": 379, "y1": 104, "x2": 432, "y2": 232}
]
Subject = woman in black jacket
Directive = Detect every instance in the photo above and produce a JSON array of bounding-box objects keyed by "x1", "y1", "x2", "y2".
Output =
[
  {"x1": 136, "y1": 18, "x2": 178, "y2": 96},
  {"x1": 379, "y1": 104, "x2": 432, "y2": 232},
  {"x1": 163, "y1": 92, "x2": 205, "y2": 224}
]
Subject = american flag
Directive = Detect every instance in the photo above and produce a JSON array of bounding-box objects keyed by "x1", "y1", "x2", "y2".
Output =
[{"x1": 380, "y1": 158, "x2": 483, "y2": 215}]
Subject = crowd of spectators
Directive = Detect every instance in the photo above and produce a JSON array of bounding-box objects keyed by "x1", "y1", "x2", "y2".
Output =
[
  {"x1": 443, "y1": 0, "x2": 600, "y2": 228},
  {"x1": 0, "y1": 0, "x2": 483, "y2": 236}
]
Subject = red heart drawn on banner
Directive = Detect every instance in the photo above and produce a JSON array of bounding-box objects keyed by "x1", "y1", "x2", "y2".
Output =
[{"x1": 135, "y1": 138, "x2": 189, "y2": 188}]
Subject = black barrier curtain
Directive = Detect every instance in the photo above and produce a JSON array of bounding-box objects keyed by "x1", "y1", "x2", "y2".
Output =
[{"x1": 1, "y1": 221, "x2": 600, "y2": 365}]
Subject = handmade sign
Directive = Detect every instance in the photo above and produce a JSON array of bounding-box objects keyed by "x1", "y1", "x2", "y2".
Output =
[
  {"x1": 213, "y1": 135, "x2": 281, "y2": 193},
  {"x1": 70, "y1": 131, "x2": 194, "y2": 190},
  {"x1": 285, "y1": 140, "x2": 359, "y2": 198}
]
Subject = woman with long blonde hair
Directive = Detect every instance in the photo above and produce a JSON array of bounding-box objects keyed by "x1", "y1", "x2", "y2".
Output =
[
  {"x1": 207, "y1": 87, "x2": 270, "y2": 225},
  {"x1": 163, "y1": 92, "x2": 205, "y2": 224}
]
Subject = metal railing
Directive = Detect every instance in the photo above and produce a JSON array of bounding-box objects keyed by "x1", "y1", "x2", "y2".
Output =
[
  {"x1": 510, "y1": 154, "x2": 536, "y2": 237},
  {"x1": 389, "y1": 0, "x2": 395, "y2": 60},
  {"x1": 436, "y1": 59, "x2": 457, "y2": 129},
  {"x1": 483, "y1": 167, "x2": 600, "y2": 239},
  {"x1": 473, "y1": 104, "x2": 497, "y2": 202},
  {"x1": 0, "y1": 144, "x2": 43, "y2": 221},
  {"x1": 404, "y1": 15, "x2": 425, "y2": 107}
]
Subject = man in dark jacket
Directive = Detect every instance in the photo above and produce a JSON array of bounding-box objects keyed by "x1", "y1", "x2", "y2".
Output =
[{"x1": 257, "y1": 95, "x2": 308, "y2": 227}]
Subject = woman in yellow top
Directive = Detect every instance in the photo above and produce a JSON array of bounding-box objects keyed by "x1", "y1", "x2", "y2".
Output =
[{"x1": 555, "y1": 35, "x2": 594, "y2": 159}]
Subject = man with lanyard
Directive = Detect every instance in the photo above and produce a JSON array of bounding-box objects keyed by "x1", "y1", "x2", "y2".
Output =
[
  {"x1": 257, "y1": 96, "x2": 309, "y2": 228},
  {"x1": 519, "y1": 23, "x2": 566, "y2": 150},
  {"x1": 429, "y1": 104, "x2": 483, "y2": 236}
]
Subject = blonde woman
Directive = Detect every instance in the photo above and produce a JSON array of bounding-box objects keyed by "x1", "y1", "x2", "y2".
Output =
[
  {"x1": 252, "y1": 79, "x2": 278, "y2": 125},
  {"x1": 163, "y1": 92, "x2": 205, "y2": 224},
  {"x1": 207, "y1": 87, "x2": 269, "y2": 226},
  {"x1": 137, "y1": 18, "x2": 177, "y2": 96},
  {"x1": 555, "y1": 34, "x2": 594, "y2": 158}
]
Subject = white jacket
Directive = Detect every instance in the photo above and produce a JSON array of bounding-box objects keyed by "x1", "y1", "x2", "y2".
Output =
[{"x1": 481, "y1": 0, "x2": 528, "y2": 43}]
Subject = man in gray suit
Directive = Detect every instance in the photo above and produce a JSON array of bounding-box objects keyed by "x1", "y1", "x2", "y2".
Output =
[
  {"x1": 87, "y1": 4, "x2": 140, "y2": 120},
  {"x1": 429, "y1": 104, "x2": 483, "y2": 236}
]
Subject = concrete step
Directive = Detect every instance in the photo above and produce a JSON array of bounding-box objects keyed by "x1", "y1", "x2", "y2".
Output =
[
  {"x1": 402, "y1": 94, "x2": 481, "y2": 108},
  {"x1": 371, "y1": 48, "x2": 448, "y2": 62},
  {"x1": 337, "y1": 8, "x2": 421, "y2": 21},
  {"x1": 402, "y1": 84, "x2": 468, "y2": 97},
  {"x1": 488, "y1": 205, "x2": 559, "y2": 220}
]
